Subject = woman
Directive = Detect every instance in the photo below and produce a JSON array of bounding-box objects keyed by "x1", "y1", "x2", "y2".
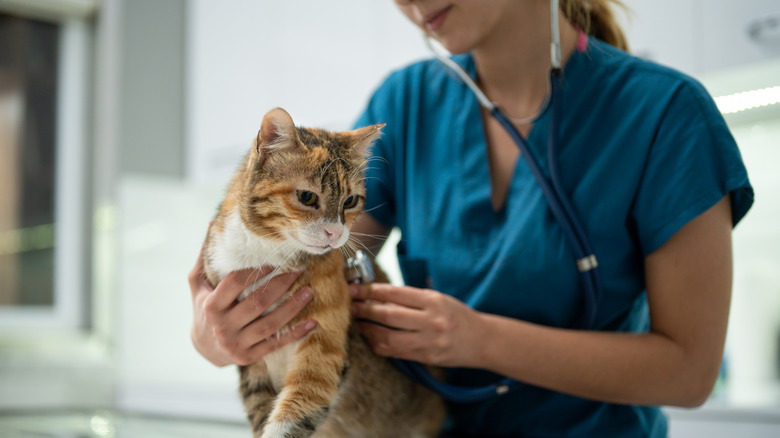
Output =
[{"x1": 189, "y1": 1, "x2": 753, "y2": 436}]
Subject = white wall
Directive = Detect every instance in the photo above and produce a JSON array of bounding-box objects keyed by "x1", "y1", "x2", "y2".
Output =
[
  {"x1": 619, "y1": 0, "x2": 780, "y2": 77},
  {"x1": 724, "y1": 113, "x2": 780, "y2": 406},
  {"x1": 185, "y1": 0, "x2": 430, "y2": 183}
]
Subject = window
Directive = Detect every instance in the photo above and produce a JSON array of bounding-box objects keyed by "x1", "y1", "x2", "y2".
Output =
[
  {"x1": 0, "y1": 13, "x2": 59, "y2": 309},
  {"x1": 0, "y1": 2, "x2": 108, "y2": 412},
  {"x1": 0, "y1": 10, "x2": 91, "y2": 330}
]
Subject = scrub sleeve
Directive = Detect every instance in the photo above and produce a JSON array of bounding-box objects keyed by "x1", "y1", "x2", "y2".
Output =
[{"x1": 630, "y1": 80, "x2": 753, "y2": 255}]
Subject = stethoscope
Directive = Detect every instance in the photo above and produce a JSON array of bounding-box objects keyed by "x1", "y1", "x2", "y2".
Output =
[{"x1": 349, "y1": 0, "x2": 602, "y2": 403}]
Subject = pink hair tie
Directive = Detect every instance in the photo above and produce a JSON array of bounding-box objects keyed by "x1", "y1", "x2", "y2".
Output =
[{"x1": 576, "y1": 27, "x2": 588, "y2": 52}]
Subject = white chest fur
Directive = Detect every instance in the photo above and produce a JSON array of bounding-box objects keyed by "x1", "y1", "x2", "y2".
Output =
[
  {"x1": 208, "y1": 210, "x2": 299, "y2": 287},
  {"x1": 264, "y1": 339, "x2": 301, "y2": 391}
]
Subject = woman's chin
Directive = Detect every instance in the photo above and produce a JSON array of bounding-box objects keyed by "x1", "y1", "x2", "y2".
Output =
[{"x1": 429, "y1": 34, "x2": 473, "y2": 56}]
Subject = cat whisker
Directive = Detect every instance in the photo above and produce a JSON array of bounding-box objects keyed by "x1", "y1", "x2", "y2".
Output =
[
  {"x1": 350, "y1": 231, "x2": 389, "y2": 240},
  {"x1": 353, "y1": 176, "x2": 383, "y2": 184},
  {"x1": 320, "y1": 157, "x2": 349, "y2": 181},
  {"x1": 338, "y1": 245, "x2": 350, "y2": 263},
  {"x1": 348, "y1": 161, "x2": 377, "y2": 179},
  {"x1": 348, "y1": 161, "x2": 371, "y2": 179},
  {"x1": 252, "y1": 231, "x2": 287, "y2": 241},
  {"x1": 362, "y1": 202, "x2": 389, "y2": 215},
  {"x1": 251, "y1": 247, "x2": 301, "y2": 304},
  {"x1": 346, "y1": 236, "x2": 377, "y2": 258},
  {"x1": 348, "y1": 157, "x2": 386, "y2": 181},
  {"x1": 244, "y1": 246, "x2": 290, "y2": 301},
  {"x1": 340, "y1": 242, "x2": 358, "y2": 260},
  {"x1": 349, "y1": 231, "x2": 386, "y2": 237},
  {"x1": 362, "y1": 155, "x2": 389, "y2": 166}
]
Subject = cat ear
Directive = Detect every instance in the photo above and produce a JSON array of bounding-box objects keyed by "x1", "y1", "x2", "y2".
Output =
[
  {"x1": 345, "y1": 123, "x2": 385, "y2": 161},
  {"x1": 254, "y1": 107, "x2": 299, "y2": 162}
]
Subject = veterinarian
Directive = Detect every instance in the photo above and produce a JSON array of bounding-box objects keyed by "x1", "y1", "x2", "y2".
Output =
[{"x1": 189, "y1": 0, "x2": 753, "y2": 436}]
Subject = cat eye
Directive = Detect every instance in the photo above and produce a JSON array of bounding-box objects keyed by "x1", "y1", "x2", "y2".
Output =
[
  {"x1": 297, "y1": 190, "x2": 319, "y2": 207},
  {"x1": 343, "y1": 195, "x2": 359, "y2": 209}
]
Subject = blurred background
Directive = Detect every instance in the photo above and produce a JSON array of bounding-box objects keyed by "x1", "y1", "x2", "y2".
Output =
[{"x1": 0, "y1": 0, "x2": 779, "y2": 436}]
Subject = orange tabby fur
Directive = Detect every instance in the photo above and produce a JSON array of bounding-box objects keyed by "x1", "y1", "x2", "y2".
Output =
[{"x1": 202, "y1": 108, "x2": 444, "y2": 438}]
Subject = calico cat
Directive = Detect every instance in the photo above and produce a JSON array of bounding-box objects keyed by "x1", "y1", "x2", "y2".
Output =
[{"x1": 202, "y1": 108, "x2": 444, "y2": 438}]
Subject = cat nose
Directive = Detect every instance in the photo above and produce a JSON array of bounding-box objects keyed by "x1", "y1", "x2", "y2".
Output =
[{"x1": 323, "y1": 223, "x2": 343, "y2": 245}]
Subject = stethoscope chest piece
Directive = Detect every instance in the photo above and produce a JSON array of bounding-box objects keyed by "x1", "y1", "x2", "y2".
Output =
[{"x1": 345, "y1": 250, "x2": 375, "y2": 285}]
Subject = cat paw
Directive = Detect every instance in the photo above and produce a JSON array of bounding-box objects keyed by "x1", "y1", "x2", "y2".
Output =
[{"x1": 259, "y1": 421, "x2": 295, "y2": 438}]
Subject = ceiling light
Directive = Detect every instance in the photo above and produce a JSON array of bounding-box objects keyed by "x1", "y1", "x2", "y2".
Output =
[{"x1": 714, "y1": 85, "x2": 780, "y2": 115}]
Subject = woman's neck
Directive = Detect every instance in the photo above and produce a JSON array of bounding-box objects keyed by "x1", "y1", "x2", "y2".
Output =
[{"x1": 471, "y1": 4, "x2": 579, "y2": 121}]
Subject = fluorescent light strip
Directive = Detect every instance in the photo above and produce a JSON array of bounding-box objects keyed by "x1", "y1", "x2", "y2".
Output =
[{"x1": 714, "y1": 85, "x2": 780, "y2": 115}]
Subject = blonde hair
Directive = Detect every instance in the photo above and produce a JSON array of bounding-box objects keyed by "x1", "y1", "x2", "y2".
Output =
[{"x1": 560, "y1": 0, "x2": 629, "y2": 52}]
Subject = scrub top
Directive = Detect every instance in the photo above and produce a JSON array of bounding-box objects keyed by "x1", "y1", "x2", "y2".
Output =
[{"x1": 353, "y1": 37, "x2": 753, "y2": 438}]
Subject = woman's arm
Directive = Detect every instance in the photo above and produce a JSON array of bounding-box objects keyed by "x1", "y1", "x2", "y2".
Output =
[{"x1": 352, "y1": 195, "x2": 733, "y2": 407}]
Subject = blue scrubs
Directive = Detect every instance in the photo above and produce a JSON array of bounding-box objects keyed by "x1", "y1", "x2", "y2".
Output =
[{"x1": 354, "y1": 37, "x2": 753, "y2": 438}]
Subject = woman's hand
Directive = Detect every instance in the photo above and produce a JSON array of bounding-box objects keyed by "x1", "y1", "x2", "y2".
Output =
[
  {"x1": 188, "y1": 231, "x2": 317, "y2": 367},
  {"x1": 350, "y1": 283, "x2": 487, "y2": 368}
]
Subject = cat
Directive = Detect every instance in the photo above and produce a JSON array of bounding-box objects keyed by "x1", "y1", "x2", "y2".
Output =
[{"x1": 201, "y1": 107, "x2": 445, "y2": 438}]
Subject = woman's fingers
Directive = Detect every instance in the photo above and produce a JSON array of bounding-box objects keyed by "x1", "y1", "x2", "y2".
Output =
[
  {"x1": 241, "y1": 319, "x2": 318, "y2": 365},
  {"x1": 237, "y1": 287, "x2": 314, "y2": 348},
  {"x1": 229, "y1": 271, "x2": 303, "y2": 328},
  {"x1": 350, "y1": 283, "x2": 432, "y2": 310},
  {"x1": 352, "y1": 300, "x2": 425, "y2": 331},
  {"x1": 208, "y1": 266, "x2": 276, "y2": 311},
  {"x1": 207, "y1": 286, "x2": 315, "y2": 366},
  {"x1": 352, "y1": 283, "x2": 480, "y2": 367},
  {"x1": 357, "y1": 321, "x2": 422, "y2": 361},
  {"x1": 189, "y1": 221, "x2": 214, "y2": 297},
  {"x1": 188, "y1": 251, "x2": 211, "y2": 298},
  {"x1": 188, "y1": 256, "x2": 211, "y2": 297}
]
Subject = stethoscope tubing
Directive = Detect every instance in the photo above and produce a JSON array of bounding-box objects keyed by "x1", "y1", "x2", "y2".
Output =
[
  {"x1": 545, "y1": 70, "x2": 602, "y2": 327},
  {"x1": 492, "y1": 71, "x2": 601, "y2": 330}
]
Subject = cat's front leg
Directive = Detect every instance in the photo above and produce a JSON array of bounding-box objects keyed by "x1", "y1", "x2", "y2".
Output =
[
  {"x1": 240, "y1": 362, "x2": 278, "y2": 436},
  {"x1": 260, "y1": 330, "x2": 347, "y2": 438}
]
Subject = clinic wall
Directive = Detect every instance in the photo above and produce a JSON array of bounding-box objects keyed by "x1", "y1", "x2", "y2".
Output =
[
  {"x1": 119, "y1": 0, "x2": 186, "y2": 177},
  {"x1": 185, "y1": 0, "x2": 430, "y2": 183},
  {"x1": 619, "y1": 0, "x2": 780, "y2": 77}
]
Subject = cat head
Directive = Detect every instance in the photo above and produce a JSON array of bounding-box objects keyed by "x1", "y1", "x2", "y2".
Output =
[{"x1": 240, "y1": 107, "x2": 383, "y2": 256}]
